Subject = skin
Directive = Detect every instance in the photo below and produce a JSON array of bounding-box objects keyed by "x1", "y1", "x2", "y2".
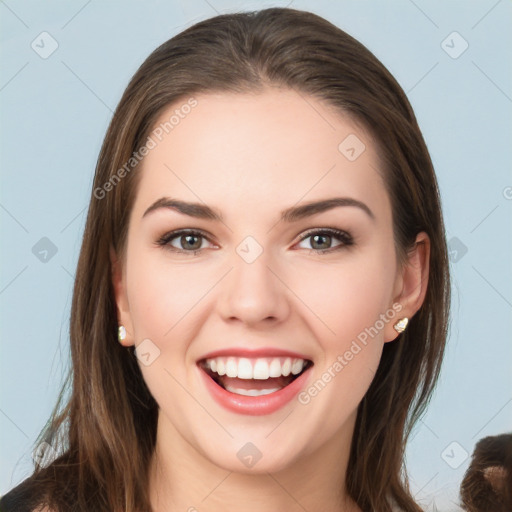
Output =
[{"x1": 111, "y1": 87, "x2": 430, "y2": 512}]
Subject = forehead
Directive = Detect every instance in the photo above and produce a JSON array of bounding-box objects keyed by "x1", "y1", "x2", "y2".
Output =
[{"x1": 132, "y1": 88, "x2": 389, "y2": 223}]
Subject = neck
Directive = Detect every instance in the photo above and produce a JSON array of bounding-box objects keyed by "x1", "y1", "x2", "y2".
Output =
[{"x1": 148, "y1": 411, "x2": 361, "y2": 512}]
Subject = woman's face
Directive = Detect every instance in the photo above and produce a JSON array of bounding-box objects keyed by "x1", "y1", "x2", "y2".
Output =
[{"x1": 113, "y1": 88, "x2": 423, "y2": 473}]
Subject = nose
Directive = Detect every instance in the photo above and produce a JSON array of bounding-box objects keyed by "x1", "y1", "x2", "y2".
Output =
[{"x1": 217, "y1": 248, "x2": 290, "y2": 327}]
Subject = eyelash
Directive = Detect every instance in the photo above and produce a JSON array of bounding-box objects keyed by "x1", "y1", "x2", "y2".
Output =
[{"x1": 155, "y1": 228, "x2": 354, "y2": 256}]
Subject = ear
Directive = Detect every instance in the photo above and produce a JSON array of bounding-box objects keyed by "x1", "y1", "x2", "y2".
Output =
[
  {"x1": 110, "y1": 246, "x2": 135, "y2": 347},
  {"x1": 384, "y1": 232, "x2": 430, "y2": 342}
]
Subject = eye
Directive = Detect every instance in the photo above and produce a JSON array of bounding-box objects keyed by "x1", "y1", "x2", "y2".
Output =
[
  {"x1": 296, "y1": 228, "x2": 353, "y2": 254},
  {"x1": 156, "y1": 229, "x2": 215, "y2": 255}
]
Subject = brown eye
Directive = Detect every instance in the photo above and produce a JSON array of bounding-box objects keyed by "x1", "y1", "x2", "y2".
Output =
[
  {"x1": 297, "y1": 228, "x2": 353, "y2": 253},
  {"x1": 310, "y1": 233, "x2": 332, "y2": 251},
  {"x1": 156, "y1": 230, "x2": 213, "y2": 254},
  {"x1": 178, "y1": 233, "x2": 203, "y2": 251}
]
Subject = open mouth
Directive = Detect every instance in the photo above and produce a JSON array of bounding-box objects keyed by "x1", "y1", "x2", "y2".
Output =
[{"x1": 198, "y1": 356, "x2": 314, "y2": 397}]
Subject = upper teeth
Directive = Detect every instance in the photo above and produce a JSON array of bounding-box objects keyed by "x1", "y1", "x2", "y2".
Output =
[{"x1": 203, "y1": 357, "x2": 307, "y2": 380}]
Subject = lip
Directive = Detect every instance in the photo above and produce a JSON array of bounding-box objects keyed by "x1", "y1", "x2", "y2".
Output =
[
  {"x1": 198, "y1": 362, "x2": 313, "y2": 416},
  {"x1": 198, "y1": 347, "x2": 311, "y2": 361}
]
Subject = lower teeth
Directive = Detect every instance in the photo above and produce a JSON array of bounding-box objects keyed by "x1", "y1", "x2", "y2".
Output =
[{"x1": 224, "y1": 385, "x2": 282, "y2": 396}]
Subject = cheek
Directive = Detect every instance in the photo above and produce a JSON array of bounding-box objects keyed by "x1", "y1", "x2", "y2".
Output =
[
  {"x1": 126, "y1": 250, "x2": 212, "y2": 340},
  {"x1": 289, "y1": 249, "x2": 396, "y2": 348},
  {"x1": 294, "y1": 253, "x2": 393, "y2": 429},
  {"x1": 125, "y1": 253, "x2": 203, "y2": 411}
]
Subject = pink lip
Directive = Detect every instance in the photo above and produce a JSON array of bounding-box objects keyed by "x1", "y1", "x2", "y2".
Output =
[
  {"x1": 198, "y1": 347, "x2": 311, "y2": 361},
  {"x1": 198, "y1": 364, "x2": 313, "y2": 416}
]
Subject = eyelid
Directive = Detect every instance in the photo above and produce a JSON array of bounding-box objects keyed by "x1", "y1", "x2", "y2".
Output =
[{"x1": 297, "y1": 227, "x2": 352, "y2": 242}]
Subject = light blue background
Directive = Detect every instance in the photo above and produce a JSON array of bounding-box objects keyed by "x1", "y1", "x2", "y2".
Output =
[{"x1": 1, "y1": 1, "x2": 511, "y2": 510}]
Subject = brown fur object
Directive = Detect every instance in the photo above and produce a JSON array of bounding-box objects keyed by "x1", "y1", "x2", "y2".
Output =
[{"x1": 460, "y1": 433, "x2": 512, "y2": 512}]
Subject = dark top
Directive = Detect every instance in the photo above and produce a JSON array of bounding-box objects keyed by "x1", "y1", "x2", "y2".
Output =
[{"x1": 0, "y1": 477, "x2": 42, "y2": 512}]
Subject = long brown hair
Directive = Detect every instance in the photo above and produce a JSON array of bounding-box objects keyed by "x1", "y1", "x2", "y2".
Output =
[{"x1": 1, "y1": 7, "x2": 450, "y2": 511}]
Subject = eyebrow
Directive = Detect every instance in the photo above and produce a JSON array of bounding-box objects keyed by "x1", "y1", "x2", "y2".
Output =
[{"x1": 142, "y1": 196, "x2": 375, "y2": 222}]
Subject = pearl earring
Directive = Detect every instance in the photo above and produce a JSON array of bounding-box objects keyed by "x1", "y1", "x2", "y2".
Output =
[
  {"x1": 118, "y1": 325, "x2": 127, "y2": 342},
  {"x1": 393, "y1": 318, "x2": 409, "y2": 333}
]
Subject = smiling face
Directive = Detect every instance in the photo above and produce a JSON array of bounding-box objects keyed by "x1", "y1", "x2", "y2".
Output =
[{"x1": 112, "y1": 87, "x2": 427, "y2": 476}]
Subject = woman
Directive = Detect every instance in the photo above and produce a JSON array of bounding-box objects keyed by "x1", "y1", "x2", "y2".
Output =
[{"x1": 0, "y1": 7, "x2": 450, "y2": 512}]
